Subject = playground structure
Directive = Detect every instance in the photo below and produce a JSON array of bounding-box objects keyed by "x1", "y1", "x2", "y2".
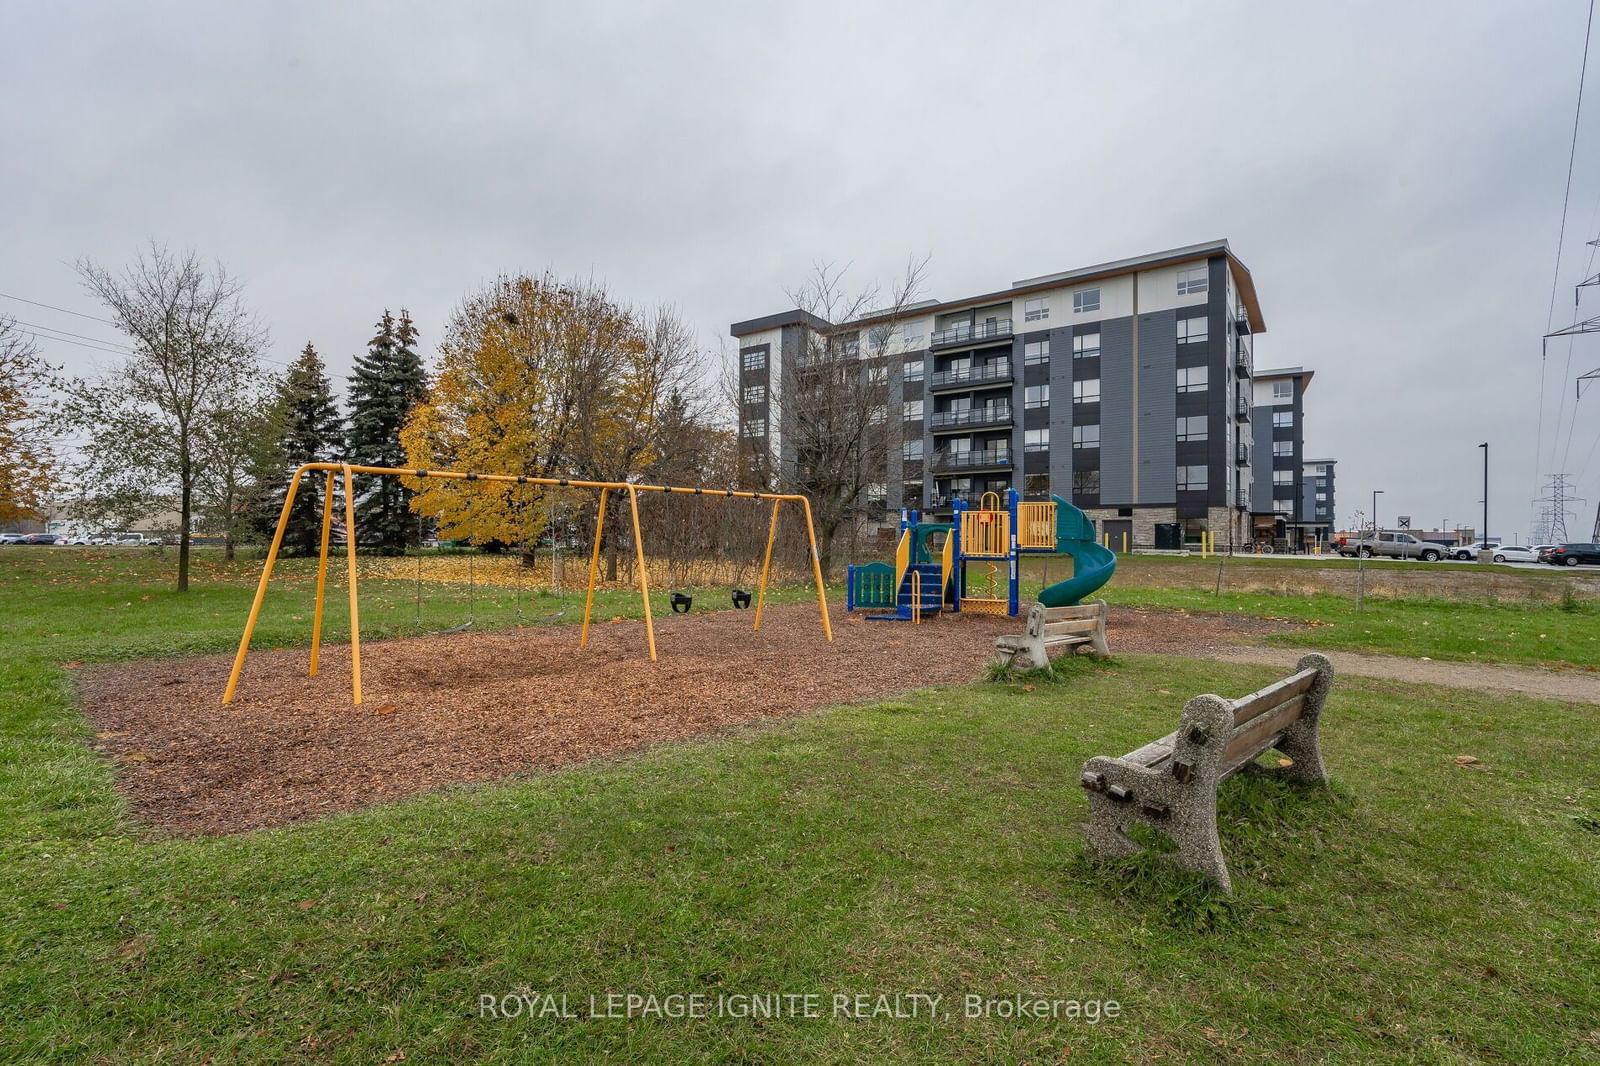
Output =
[
  {"x1": 845, "y1": 490, "x2": 1116, "y2": 621},
  {"x1": 222, "y1": 463, "x2": 832, "y2": 707}
]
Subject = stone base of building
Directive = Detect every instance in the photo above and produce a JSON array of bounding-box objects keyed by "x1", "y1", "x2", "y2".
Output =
[{"x1": 1079, "y1": 505, "x2": 1250, "y2": 552}]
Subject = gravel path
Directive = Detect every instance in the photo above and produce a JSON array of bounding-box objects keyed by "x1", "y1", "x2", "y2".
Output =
[{"x1": 1210, "y1": 646, "x2": 1600, "y2": 704}]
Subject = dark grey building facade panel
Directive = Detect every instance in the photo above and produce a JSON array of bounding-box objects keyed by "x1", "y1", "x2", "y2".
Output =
[
  {"x1": 1136, "y1": 309, "x2": 1177, "y2": 505},
  {"x1": 1097, "y1": 316, "x2": 1135, "y2": 506},
  {"x1": 1048, "y1": 326, "x2": 1076, "y2": 498},
  {"x1": 1251, "y1": 413, "x2": 1274, "y2": 512}
]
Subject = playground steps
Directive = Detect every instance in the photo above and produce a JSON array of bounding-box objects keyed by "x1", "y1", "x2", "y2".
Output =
[{"x1": 864, "y1": 562, "x2": 944, "y2": 622}]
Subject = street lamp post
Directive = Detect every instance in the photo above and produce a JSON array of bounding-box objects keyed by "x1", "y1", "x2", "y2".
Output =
[
  {"x1": 1478, "y1": 442, "x2": 1489, "y2": 563},
  {"x1": 1371, "y1": 490, "x2": 1383, "y2": 535}
]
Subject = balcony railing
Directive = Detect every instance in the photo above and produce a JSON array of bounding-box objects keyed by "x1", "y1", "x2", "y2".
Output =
[
  {"x1": 930, "y1": 317, "x2": 1012, "y2": 349},
  {"x1": 1235, "y1": 395, "x2": 1251, "y2": 421},
  {"x1": 928, "y1": 404, "x2": 1012, "y2": 432},
  {"x1": 1234, "y1": 308, "x2": 1252, "y2": 335},
  {"x1": 1235, "y1": 342, "x2": 1252, "y2": 376},
  {"x1": 929, "y1": 359, "x2": 1013, "y2": 390},
  {"x1": 931, "y1": 447, "x2": 1012, "y2": 472}
]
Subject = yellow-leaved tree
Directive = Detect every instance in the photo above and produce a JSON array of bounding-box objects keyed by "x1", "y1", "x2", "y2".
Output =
[
  {"x1": 399, "y1": 274, "x2": 702, "y2": 555},
  {"x1": 0, "y1": 318, "x2": 56, "y2": 526}
]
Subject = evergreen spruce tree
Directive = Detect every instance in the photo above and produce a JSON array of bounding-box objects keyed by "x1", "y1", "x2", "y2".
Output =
[
  {"x1": 347, "y1": 309, "x2": 428, "y2": 552},
  {"x1": 272, "y1": 342, "x2": 345, "y2": 555}
]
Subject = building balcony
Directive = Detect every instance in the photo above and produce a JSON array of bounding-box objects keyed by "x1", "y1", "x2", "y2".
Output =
[
  {"x1": 929, "y1": 359, "x2": 1013, "y2": 391},
  {"x1": 928, "y1": 404, "x2": 1013, "y2": 433},
  {"x1": 1235, "y1": 342, "x2": 1252, "y2": 376},
  {"x1": 930, "y1": 317, "x2": 1012, "y2": 350},
  {"x1": 1234, "y1": 308, "x2": 1252, "y2": 335},
  {"x1": 931, "y1": 447, "x2": 1013, "y2": 473},
  {"x1": 1235, "y1": 395, "x2": 1251, "y2": 421},
  {"x1": 1236, "y1": 441, "x2": 1251, "y2": 466}
]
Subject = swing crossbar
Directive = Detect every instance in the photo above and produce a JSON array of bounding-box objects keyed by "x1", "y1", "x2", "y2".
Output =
[{"x1": 221, "y1": 463, "x2": 833, "y2": 707}]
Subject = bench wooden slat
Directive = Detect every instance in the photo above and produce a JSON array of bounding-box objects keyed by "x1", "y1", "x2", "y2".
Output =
[
  {"x1": 1224, "y1": 695, "x2": 1306, "y2": 765},
  {"x1": 1124, "y1": 731, "x2": 1179, "y2": 770},
  {"x1": 1230, "y1": 670, "x2": 1318, "y2": 729},
  {"x1": 1040, "y1": 618, "x2": 1100, "y2": 638},
  {"x1": 1037, "y1": 604, "x2": 1101, "y2": 621}
]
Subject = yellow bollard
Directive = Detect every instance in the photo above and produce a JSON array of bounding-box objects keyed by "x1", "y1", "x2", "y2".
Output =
[{"x1": 1122, "y1": 531, "x2": 1129, "y2": 553}]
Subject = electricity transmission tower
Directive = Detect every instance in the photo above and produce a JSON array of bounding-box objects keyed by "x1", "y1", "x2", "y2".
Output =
[{"x1": 1534, "y1": 474, "x2": 1583, "y2": 543}]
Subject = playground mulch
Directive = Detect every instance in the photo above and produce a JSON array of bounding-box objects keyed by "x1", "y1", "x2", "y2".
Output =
[{"x1": 76, "y1": 603, "x2": 1304, "y2": 835}]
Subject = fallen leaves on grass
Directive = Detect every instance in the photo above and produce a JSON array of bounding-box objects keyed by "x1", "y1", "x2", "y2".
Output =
[{"x1": 1454, "y1": 755, "x2": 1485, "y2": 770}]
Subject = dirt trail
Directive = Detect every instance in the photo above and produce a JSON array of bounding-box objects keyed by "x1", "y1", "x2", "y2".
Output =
[{"x1": 1210, "y1": 646, "x2": 1600, "y2": 704}]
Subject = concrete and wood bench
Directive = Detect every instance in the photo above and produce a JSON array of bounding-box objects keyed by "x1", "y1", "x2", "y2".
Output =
[
  {"x1": 1078, "y1": 653, "x2": 1335, "y2": 893},
  {"x1": 994, "y1": 600, "x2": 1110, "y2": 671}
]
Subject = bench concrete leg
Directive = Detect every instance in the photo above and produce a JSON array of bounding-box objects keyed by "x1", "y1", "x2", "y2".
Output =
[
  {"x1": 1274, "y1": 654, "x2": 1333, "y2": 785},
  {"x1": 1088, "y1": 601, "x2": 1111, "y2": 660},
  {"x1": 1080, "y1": 695, "x2": 1235, "y2": 892}
]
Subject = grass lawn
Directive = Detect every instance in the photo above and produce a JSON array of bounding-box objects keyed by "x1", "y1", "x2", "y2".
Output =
[{"x1": 3, "y1": 549, "x2": 1598, "y2": 1061}]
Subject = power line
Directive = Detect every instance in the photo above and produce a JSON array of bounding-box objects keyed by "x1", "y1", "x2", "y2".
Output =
[
  {"x1": 13, "y1": 328, "x2": 136, "y2": 358},
  {"x1": 1537, "y1": 0, "x2": 1597, "y2": 485},
  {"x1": 0, "y1": 291, "x2": 118, "y2": 326},
  {"x1": 11, "y1": 318, "x2": 136, "y2": 353}
]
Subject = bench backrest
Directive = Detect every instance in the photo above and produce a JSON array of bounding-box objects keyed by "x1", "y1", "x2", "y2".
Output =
[
  {"x1": 1024, "y1": 601, "x2": 1104, "y2": 640},
  {"x1": 1169, "y1": 654, "x2": 1333, "y2": 783}
]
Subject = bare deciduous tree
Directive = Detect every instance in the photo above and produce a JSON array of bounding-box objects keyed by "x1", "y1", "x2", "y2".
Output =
[
  {"x1": 728, "y1": 256, "x2": 928, "y2": 577},
  {"x1": 60, "y1": 244, "x2": 268, "y2": 590}
]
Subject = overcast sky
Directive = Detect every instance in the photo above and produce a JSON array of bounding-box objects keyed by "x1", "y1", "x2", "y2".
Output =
[{"x1": 6, "y1": 1, "x2": 1600, "y2": 539}]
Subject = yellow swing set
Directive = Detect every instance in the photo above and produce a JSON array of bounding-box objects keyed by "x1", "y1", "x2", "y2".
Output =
[{"x1": 221, "y1": 463, "x2": 832, "y2": 707}]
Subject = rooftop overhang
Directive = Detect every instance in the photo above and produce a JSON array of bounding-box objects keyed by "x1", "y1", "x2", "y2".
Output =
[{"x1": 729, "y1": 308, "x2": 830, "y2": 339}]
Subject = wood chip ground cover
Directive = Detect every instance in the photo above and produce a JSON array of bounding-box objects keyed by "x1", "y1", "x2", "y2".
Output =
[{"x1": 77, "y1": 604, "x2": 1301, "y2": 834}]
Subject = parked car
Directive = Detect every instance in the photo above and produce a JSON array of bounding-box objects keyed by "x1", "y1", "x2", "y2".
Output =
[
  {"x1": 1542, "y1": 543, "x2": 1600, "y2": 566},
  {"x1": 20, "y1": 533, "x2": 61, "y2": 545},
  {"x1": 1451, "y1": 541, "x2": 1499, "y2": 561},
  {"x1": 1490, "y1": 545, "x2": 1540, "y2": 563},
  {"x1": 1337, "y1": 531, "x2": 1446, "y2": 561},
  {"x1": 0, "y1": 533, "x2": 25, "y2": 545}
]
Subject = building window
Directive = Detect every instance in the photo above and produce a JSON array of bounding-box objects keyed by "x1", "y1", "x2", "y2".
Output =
[
  {"x1": 1024, "y1": 340, "x2": 1050, "y2": 365},
  {"x1": 742, "y1": 385, "x2": 766, "y2": 405},
  {"x1": 1274, "y1": 496, "x2": 1294, "y2": 513},
  {"x1": 1025, "y1": 384, "x2": 1050, "y2": 409},
  {"x1": 1177, "y1": 366, "x2": 1209, "y2": 393},
  {"x1": 903, "y1": 399, "x2": 923, "y2": 420},
  {"x1": 867, "y1": 363, "x2": 888, "y2": 384},
  {"x1": 1176, "y1": 315, "x2": 1209, "y2": 345},
  {"x1": 1024, "y1": 473, "x2": 1050, "y2": 496},
  {"x1": 741, "y1": 348, "x2": 766, "y2": 371},
  {"x1": 1273, "y1": 440, "x2": 1293, "y2": 457},
  {"x1": 868, "y1": 405, "x2": 887, "y2": 425},
  {"x1": 1178, "y1": 465, "x2": 1208, "y2": 491},
  {"x1": 904, "y1": 481, "x2": 923, "y2": 502},
  {"x1": 1025, "y1": 428, "x2": 1049, "y2": 452},
  {"x1": 1316, "y1": 491, "x2": 1328, "y2": 501},
  {"x1": 1073, "y1": 423, "x2": 1100, "y2": 449},
  {"x1": 904, "y1": 357, "x2": 924, "y2": 382},
  {"x1": 1273, "y1": 469, "x2": 1294, "y2": 485},
  {"x1": 902, "y1": 439, "x2": 924, "y2": 461},
  {"x1": 838, "y1": 335, "x2": 860, "y2": 358},
  {"x1": 1177, "y1": 265, "x2": 1209, "y2": 295},
  {"x1": 1072, "y1": 331, "x2": 1100, "y2": 358},
  {"x1": 1273, "y1": 410, "x2": 1294, "y2": 428},
  {"x1": 1024, "y1": 297, "x2": 1050, "y2": 322},
  {"x1": 1073, "y1": 288, "x2": 1100, "y2": 314},
  {"x1": 1176, "y1": 415, "x2": 1208, "y2": 443},
  {"x1": 1072, "y1": 469, "x2": 1100, "y2": 495},
  {"x1": 902, "y1": 323, "x2": 923, "y2": 348},
  {"x1": 1272, "y1": 380, "x2": 1293, "y2": 400},
  {"x1": 1072, "y1": 378, "x2": 1100, "y2": 404},
  {"x1": 742, "y1": 418, "x2": 766, "y2": 438}
]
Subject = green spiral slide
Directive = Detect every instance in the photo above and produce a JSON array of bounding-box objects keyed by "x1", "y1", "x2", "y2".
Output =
[{"x1": 1037, "y1": 494, "x2": 1117, "y2": 607}]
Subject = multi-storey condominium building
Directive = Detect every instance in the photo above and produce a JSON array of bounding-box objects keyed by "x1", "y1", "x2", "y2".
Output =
[
  {"x1": 1302, "y1": 458, "x2": 1337, "y2": 542},
  {"x1": 732, "y1": 239, "x2": 1268, "y2": 548},
  {"x1": 1246, "y1": 367, "x2": 1338, "y2": 549}
]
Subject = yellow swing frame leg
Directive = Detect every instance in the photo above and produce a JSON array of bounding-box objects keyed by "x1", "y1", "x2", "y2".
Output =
[
  {"x1": 801, "y1": 496, "x2": 833, "y2": 642},
  {"x1": 221, "y1": 468, "x2": 305, "y2": 705},
  {"x1": 626, "y1": 485, "x2": 656, "y2": 661},
  {"x1": 343, "y1": 464, "x2": 364, "y2": 705},
  {"x1": 308, "y1": 470, "x2": 336, "y2": 677},
  {"x1": 752, "y1": 498, "x2": 781, "y2": 631},
  {"x1": 579, "y1": 487, "x2": 610, "y2": 648}
]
